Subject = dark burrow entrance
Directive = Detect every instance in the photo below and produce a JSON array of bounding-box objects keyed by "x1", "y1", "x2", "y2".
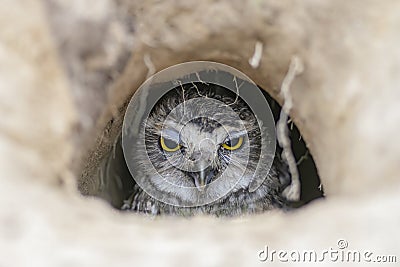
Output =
[{"x1": 79, "y1": 72, "x2": 323, "y2": 215}]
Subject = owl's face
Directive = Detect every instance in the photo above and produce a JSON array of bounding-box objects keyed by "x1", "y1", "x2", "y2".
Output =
[{"x1": 135, "y1": 83, "x2": 262, "y2": 206}]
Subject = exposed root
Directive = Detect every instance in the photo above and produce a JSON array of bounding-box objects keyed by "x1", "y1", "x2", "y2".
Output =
[
  {"x1": 277, "y1": 56, "x2": 304, "y2": 201},
  {"x1": 248, "y1": 41, "x2": 263, "y2": 69}
]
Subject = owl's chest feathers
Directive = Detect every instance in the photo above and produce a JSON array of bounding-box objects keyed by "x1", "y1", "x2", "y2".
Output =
[{"x1": 122, "y1": 180, "x2": 287, "y2": 216}]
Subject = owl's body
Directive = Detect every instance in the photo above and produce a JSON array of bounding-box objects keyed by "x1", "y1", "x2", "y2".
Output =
[
  {"x1": 122, "y1": 156, "x2": 290, "y2": 216},
  {"x1": 121, "y1": 82, "x2": 292, "y2": 216}
]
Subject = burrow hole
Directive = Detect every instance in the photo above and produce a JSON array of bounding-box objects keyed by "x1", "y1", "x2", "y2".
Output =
[{"x1": 79, "y1": 77, "x2": 323, "y2": 215}]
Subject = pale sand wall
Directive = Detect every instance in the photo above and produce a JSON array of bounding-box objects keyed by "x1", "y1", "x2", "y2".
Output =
[{"x1": 0, "y1": 0, "x2": 399, "y2": 266}]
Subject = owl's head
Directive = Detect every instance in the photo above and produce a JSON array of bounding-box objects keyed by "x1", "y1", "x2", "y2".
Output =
[{"x1": 134, "y1": 82, "x2": 264, "y2": 206}]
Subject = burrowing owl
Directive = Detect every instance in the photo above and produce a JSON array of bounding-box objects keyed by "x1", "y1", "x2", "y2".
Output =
[{"x1": 120, "y1": 82, "x2": 292, "y2": 216}]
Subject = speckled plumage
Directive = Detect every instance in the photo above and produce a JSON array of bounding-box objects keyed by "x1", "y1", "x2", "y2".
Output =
[{"x1": 121, "y1": 83, "x2": 292, "y2": 216}]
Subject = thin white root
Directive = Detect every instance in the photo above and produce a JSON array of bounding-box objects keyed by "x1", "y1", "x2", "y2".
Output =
[
  {"x1": 195, "y1": 72, "x2": 209, "y2": 85},
  {"x1": 248, "y1": 41, "x2": 263, "y2": 69},
  {"x1": 277, "y1": 56, "x2": 304, "y2": 201},
  {"x1": 227, "y1": 75, "x2": 243, "y2": 106}
]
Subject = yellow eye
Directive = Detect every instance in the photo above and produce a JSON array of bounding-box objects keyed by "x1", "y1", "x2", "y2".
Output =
[
  {"x1": 222, "y1": 136, "x2": 243, "y2": 150},
  {"x1": 160, "y1": 136, "x2": 181, "y2": 152}
]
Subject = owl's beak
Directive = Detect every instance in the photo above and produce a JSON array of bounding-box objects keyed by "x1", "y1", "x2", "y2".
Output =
[{"x1": 188, "y1": 167, "x2": 215, "y2": 191}]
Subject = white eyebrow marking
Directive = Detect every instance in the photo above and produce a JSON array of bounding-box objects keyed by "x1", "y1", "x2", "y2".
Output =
[
  {"x1": 225, "y1": 130, "x2": 247, "y2": 140},
  {"x1": 161, "y1": 128, "x2": 180, "y2": 142}
]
